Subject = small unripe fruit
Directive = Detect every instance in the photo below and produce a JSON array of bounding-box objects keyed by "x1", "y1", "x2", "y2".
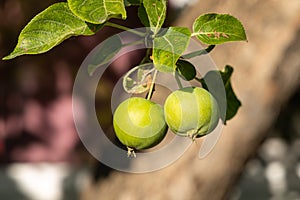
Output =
[
  {"x1": 113, "y1": 97, "x2": 167, "y2": 151},
  {"x1": 164, "y1": 87, "x2": 219, "y2": 138}
]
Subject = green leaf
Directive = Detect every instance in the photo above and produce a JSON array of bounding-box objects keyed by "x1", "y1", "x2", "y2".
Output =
[
  {"x1": 124, "y1": 0, "x2": 141, "y2": 6},
  {"x1": 3, "y1": 3, "x2": 102, "y2": 60},
  {"x1": 200, "y1": 65, "x2": 241, "y2": 123},
  {"x1": 88, "y1": 34, "x2": 122, "y2": 76},
  {"x1": 143, "y1": 0, "x2": 167, "y2": 34},
  {"x1": 123, "y1": 63, "x2": 155, "y2": 94},
  {"x1": 221, "y1": 66, "x2": 241, "y2": 121},
  {"x1": 68, "y1": 0, "x2": 126, "y2": 24},
  {"x1": 153, "y1": 27, "x2": 191, "y2": 72},
  {"x1": 138, "y1": 4, "x2": 150, "y2": 27},
  {"x1": 176, "y1": 59, "x2": 196, "y2": 81},
  {"x1": 193, "y1": 13, "x2": 247, "y2": 45}
]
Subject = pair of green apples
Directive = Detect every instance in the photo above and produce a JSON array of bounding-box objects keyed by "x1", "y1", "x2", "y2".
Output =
[{"x1": 113, "y1": 87, "x2": 219, "y2": 151}]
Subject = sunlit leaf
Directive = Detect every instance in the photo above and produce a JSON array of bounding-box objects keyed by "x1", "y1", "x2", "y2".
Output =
[
  {"x1": 68, "y1": 0, "x2": 126, "y2": 24},
  {"x1": 143, "y1": 0, "x2": 166, "y2": 34},
  {"x1": 3, "y1": 3, "x2": 102, "y2": 60},
  {"x1": 193, "y1": 13, "x2": 247, "y2": 45},
  {"x1": 153, "y1": 27, "x2": 191, "y2": 72}
]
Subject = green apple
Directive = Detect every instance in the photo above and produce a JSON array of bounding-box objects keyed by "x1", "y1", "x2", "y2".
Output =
[
  {"x1": 113, "y1": 97, "x2": 167, "y2": 151},
  {"x1": 164, "y1": 87, "x2": 219, "y2": 138}
]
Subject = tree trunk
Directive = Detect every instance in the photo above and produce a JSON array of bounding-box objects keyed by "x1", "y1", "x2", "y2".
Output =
[{"x1": 81, "y1": 1, "x2": 300, "y2": 199}]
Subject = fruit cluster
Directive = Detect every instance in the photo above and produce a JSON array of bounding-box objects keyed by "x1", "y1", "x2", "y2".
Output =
[{"x1": 113, "y1": 87, "x2": 219, "y2": 155}]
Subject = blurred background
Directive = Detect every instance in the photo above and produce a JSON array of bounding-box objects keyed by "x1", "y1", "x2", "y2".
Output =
[{"x1": 0, "y1": 0, "x2": 300, "y2": 200}]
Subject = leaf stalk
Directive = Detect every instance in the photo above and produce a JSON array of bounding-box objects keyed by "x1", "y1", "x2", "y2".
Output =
[
  {"x1": 181, "y1": 45, "x2": 215, "y2": 59},
  {"x1": 105, "y1": 22, "x2": 146, "y2": 37},
  {"x1": 147, "y1": 69, "x2": 158, "y2": 100}
]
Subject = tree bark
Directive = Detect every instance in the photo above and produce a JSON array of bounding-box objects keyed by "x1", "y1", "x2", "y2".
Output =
[{"x1": 81, "y1": 1, "x2": 300, "y2": 199}]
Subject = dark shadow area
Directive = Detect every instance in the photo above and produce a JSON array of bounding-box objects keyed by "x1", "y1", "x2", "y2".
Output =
[{"x1": 274, "y1": 86, "x2": 300, "y2": 143}]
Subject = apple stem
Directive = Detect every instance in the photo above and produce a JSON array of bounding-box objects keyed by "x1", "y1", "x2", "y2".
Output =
[{"x1": 147, "y1": 69, "x2": 158, "y2": 100}]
